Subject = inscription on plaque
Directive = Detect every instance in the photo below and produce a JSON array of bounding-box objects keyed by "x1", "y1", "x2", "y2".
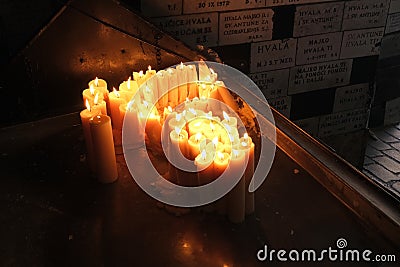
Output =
[
  {"x1": 384, "y1": 97, "x2": 400, "y2": 125},
  {"x1": 340, "y1": 27, "x2": 384, "y2": 59},
  {"x1": 141, "y1": 0, "x2": 183, "y2": 17},
  {"x1": 293, "y1": 2, "x2": 344, "y2": 37},
  {"x1": 318, "y1": 109, "x2": 368, "y2": 137},
  {"x1": 249, "y1": 69, "x2": 289, "y2": 99},
  {"x1": 219, "y1": 9, "x2": 274, "y2": 45},
  {"x1": 151, "y1": 13, "x2": 218, "y2": 48},
  {"x1": 342, "y1": 0, "x2": 389, "y2": 30},
  {"x1": 386, "y1": 12, "x2": 400, "y2": 34},
  {"x1": 296, "y1": 32, "x2": 342, "y2": 65},
  {"x1": 288, "y1": 59, "x2": 352, "y2": 95},
  {"x1": 183, "y1": 0, "x2": 267, "y2": 14},
  {"x1": 294, "y1": 117, "x2": 320, "y2": 136},
  {"x1": 250, "y1": 39, "x2": 297, "y2": 72},
  {"x1": 268, "y1": 96, "x2": 291, "y2": 118},
  {"x1": 389, "y1": 0, "x2": 400, "y2": 14},
  {"x1": 333, "y1": 83, "x2": 370, "y2": 112}
]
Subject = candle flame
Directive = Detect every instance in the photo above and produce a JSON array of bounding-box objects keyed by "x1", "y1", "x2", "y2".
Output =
[
  {"x1": 189, "y1": 65, "x2": 194, "y2": 70},
  {"x1": 145, "y1": 85, "x2": 151, "y2": 93},
  {"x1": 94, "y1": 77, "x2": 99, "y2": 87},
  {"x1": 168, "y1": 106, "x2": 173, "y2": 112},
  {"x1": 210, "y1": 122, "x2": 215, "y2": 131},
  {"x1": 229, "y1": 134, "x2": 235, "y2": 142},
  {"x1": 127, "y1": 100, "x2": 135, "y2": 111},
  {"x1": 168, "y1": 68, "x2": 173, "y2": 74},
  {"x1": 212, "y1": 136, "x2": 218, "y2": 146},
  {"x1": 143, "y1": 100, "x2": 149, "y2": 109},
  {"x1": 195, "y1": 132, "x2": 202, "y2": 142},
  {"x1": 210, "y1": 68, "x2": 215, "y2": 74},
  {"x1": 201, "y1": 84, "x2": 206, "y2": 89},
  {"x1": 244, "y1": 133, "x2": 249, "y2": 140},
  {"x1": 148, "y1": 65, "x2": 152, "y2": 71},
  {"x1": 194, "y1": 121, "x2": 202, "y2": 127},
  {"x1": 189, "y1": 108, "x2": 197, "y2": 115},
  {"x1": 176, "y1": 113, "x2": 182, "y2": 122},
  {"x1": 185, "y1": 97, "x2": 190, "y2": 103},
  {"x1": 89, "y1": 84, "x2": 95, "y2": 95},
  {"x1": 175, "y1": 126, "x2": 181, "y2": 135},
  {"x1": 180, "y1": 62, "x2": 184, "y2": 69},
  {"x1": 217, "y1": 151, "x2": 224, "y2": 161},
  {"x1": 139, "y1": 70, "x2": 144, "y2": 77},
  {"x1": 223, "y1": 111, "x2": 230, "y2": 122},
  {"x1": 233, "y1": 149, "x2": 239, "y2": 158},
  {"x1": 201, "y1": 149, "x2": 207, "y2": 160},
  {"x1": 224, "y1": 124, "x2": 232, "y2": 133},
  {"x1": 94, "y1": 93, "x2": 99, "y2": 105},
  {"x1": 241, "y1": 141, "x2": 248, "y2": 147},
  {"x1": 85, "y1": 99, "x2": 91, "y2": 112},
  {"x1": 127, "y1": 77, "x2": 131, "y2": 90},
  {"x1": 205, "y1": 111, "x2": 212, "y2": 119}
]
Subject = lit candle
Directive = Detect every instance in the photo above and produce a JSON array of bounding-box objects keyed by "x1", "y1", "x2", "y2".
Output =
[
  {"x1": 238, "y1": 133, "x2": 255, "y2": 215},
  {"x1": 82, "y1": 84, "x2": 103, "y2": 105},
  {"x1": 204, "y1": 136, "x2": 224, "y2": 154},
  {"x1": 169, "y1": 127, "x2": 190, "y2": 184},
  {"x1": 227, "y1": 149, "x2": 246, "y2": 223},
  {"x1": 198, "y1": 60, "x2": 211, "y2": 81},
  {"x1": 195, "y1": 150, "x2": 214, "y2": 186},
  {"x1": 222, "y1": 111, "x2": 237, "y2": 128},
  {"x1": 119, "y1": 77, "x2": 139, "y2": 102},
  {"x1": 209, "y1": 68, "x2": 218, "y2": 83},
  {"x1": 176, "y1": 62, "x2": 188, "y2": 103},
  {"x1": 215, "y1": 81, "x2": 239, "y2": 112},
  {"x1": 80, "y1": 100, "x2": 101, "y2": 172},
  {"x1": 187, "y1": 65, "x2": 198, "y2": 99},
  {"x1": 213, "y1": 151, "x2": 230, "y2": 214},
  {"x1": 142, "y1": 85, "x2": 155, "y2": 105},
  {"x1": 133, "y1": 70, "x2": 145, "y2": 87},
  {"x1": 145, "y1": 65, "x2": 156, "y2": 81},
  {"x1": 89, "y1": 115, "x2": 118, "y2": 183},
  {"x1": 88, "y1": 77, "x2": 109, "y2": 99},
  {"x1": 109, "y1": 88, "x2": 127, "y2": 130},
  {"x1": 195, "y1": 96, "x2": 208, "y2": 111},
  {"x1": 145, "y1": 109, "x2": 162, "y2": 152},
  {"x1": 119, "y1": 101, "x2": 144, "y2": 149},
  {"x1": 187, "y1": 118, "x2": 204, "y2": 136},
  {"x1": 188, "y1": 132, "x2": 206, "y2": 160},
  {"x1": 167, "y1": 68, "x2": 179, "y2": 107},
  {"x1": 156, "y1": 70, "x2": 169, "y2": 108},
  {"x1": 168, "y1": 113, "x2": 186, "y2": 133},
  {"x1": 92, "y1": 93, "x2": 107, "y2": 115}
]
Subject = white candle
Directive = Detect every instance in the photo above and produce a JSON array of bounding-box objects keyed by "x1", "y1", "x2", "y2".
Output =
[
  {"x1": 89, "y1": 115, "x2": 118, "y2": 183},
  {"x1": 119, "y1": 101, "x2": 144, "y2": 149},
  {"x1": 238, "y1": 133, "x2": 255, "y2": 215},
  {"x1": 167, "y1": 68, "x2": 179, "y2": 107},
  {"x1": 187, "y1": 65, "x2": 198, "y2": 99},
  {"x1": 227, "y1": 149, "x2": 245, "y2": 223},
  {"x1": 176, "y1": 62, "x2": 188, "y2": 103},
  {"x1": 109, "y1": 88, "x2": 127, "y2": 130},
  {"x1": 156, "y1": 70, "x2": 169, "y2": 108},
  {"x1": 92, "y1": 93, "x2": 107, "y2": 115},
  {"x1": 188, "y1": 132, "x2": 206, "y2": 160}
]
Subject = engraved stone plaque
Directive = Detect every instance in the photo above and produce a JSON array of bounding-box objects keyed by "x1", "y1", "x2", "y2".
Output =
[
  {"x1": 384, "y1": 97, "x2": 400, "y2": 125},
  {"x1": 296, "y1": 32, "x2": 342, "y2": 65},
  {"x1": 250, "y1": 38, "x2": 297, "y2": 72},
  {"x1": 151, "y1": 13, "x2": 219, "y2": 48},
  {"x1": 340, "y1": 27, "x2": 384, "y2": 59},
  {"x1": 333, "y1": 83, "x2": 370, "y2": 112},
  {"x1": 268, "y1": 96, "x2": 291, "y2": 117},
  {"x1": 288, "y1": 59, "x2": 353, "y2": 95},
  {"x1": 386, "y1": 12, "x2": 400, "y2": 34},
  {"x1": 293, "y1": 2, "x2": 344, "y2": 37},
  {"x1": 294, "y1": 117, "x2": 321, "y2": 136},
  {"x1": 142, "y1": 0, "x2": 183, "y2": 17},
  {"x1": 248, "y1": 69, "x2": 289, "y2": 99},
  {"x1": 318, "y1": 109, "x2": 368, "y2": 137},
  {"x1": 183, "y1": 0, "x2": 267, "y2": 14},
  {"x1": 219, "y1": 9, "x2": 274, "y2": 45},
  {"x1": 389, "y1": 0, "x2": 400, "y2": 14},
  {"x1": 342, "y1": 0, "x2": 389, "y2": 30}
]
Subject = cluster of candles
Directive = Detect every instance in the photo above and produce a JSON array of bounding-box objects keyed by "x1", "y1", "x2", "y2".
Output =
[{"x1": 80, "y1": 62, "x2": 255, "y2": 223}]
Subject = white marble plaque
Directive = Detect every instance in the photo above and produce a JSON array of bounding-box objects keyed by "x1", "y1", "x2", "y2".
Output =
[
  {"x1": 340, "y1": 27, "x2": 384, "y2": 59},
  {"x1": 250, "y1": 39, "x2": 297, "y2": 72},
  {"x1": 248, "y1": 69, "x2": 289, "y2": 98},
  {"x1": 389, "y1": 0, "x2": 400, "y2": 14},
  {"x1": 296, "y1": 32, "x2": 342, "y2": 65},
  {"x1": 183, "y1": 0, "x2": 267, "y2": 14},
  {"x1": 219, "y1": 9, "x2": 274, "y2": 45},
  {"x1": 293, "y1": 2, "x2": 344, "y2": 37},
  {"x1": 333, "y1": 83, "x2": 370, "y2": 112},
  {"x1": 268, "y1": 96, "x2": 291, "y2": 117},
  {"x1": 384, "y1": 96, "x2": 400, "y2": 125},
  {"x1": 288, "y1": 59, "x2": 353, "y2": 95},
  {"x1": 294, "y1": 117, "x2": 320, "y2": 136},
  {"x1": 380, "y1": 32, "x2": 400, "y2": 59},
  {"x1": 386, "y1": 12, "x2": 400, "y2": 34},
  {"x1": 318, "y1": 109, "x2": 368, "y2": 137},
  {"x1": 151, "y1": 13, "x2": 218, "y2": 48},
  {"x1": 142, "y1": 0, "x2": 183, "y2": 17},
  {"x1": 342, "y1": 0, "x2": 389, "y2": 30}
]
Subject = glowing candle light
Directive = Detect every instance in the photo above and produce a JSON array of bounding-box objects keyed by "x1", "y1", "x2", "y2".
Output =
[
  {"x1": 227, "y1": 149, "x2": 246, "y2": 223},
  {"x1": 195, "y1": 150, "x2": 214, "y2": 186},
  {"x1": 169, "y1": 126, "x2": 190, "y2": 184},
  {"x1": 222, "y1": 111, "x2": 237, "y2": 128},
  {"x1": 119, "y1": 76, "x2": 139, "y2": 102},
  {"x1": 119, "y1": 100, "x2": 143, "y2": 149},
  {"x1": 176, "y1": 62, "x2": 189, "y2": 103},
  {"x1": 168, "y1": 113, "x2": 186, "y2": 133},
  {"x1": 238, "y1": 133, "x2": 255, "y2": 215},
  {"x1": 109, "y1": 88, "x2": 127, "y2": 130},
  {"x1": 92, "y1": 92, "x2": 107, "y2": 115},
  {"x1": 187, "y1": 65, "x2": 198, "y2": 99},
  {"x1": 167, "y1": 68, "x2": 179, "y2": 107},
  {"x1": 88, "y1": 77, "x2": 109, "y2": 101},
  {"x1": 156, "y1": 70, "x2": 169, "y2": 108},
  {"x1": 82, "y1": 84, "x2": 103, "y2": 106},
  {"x1": 188, "y1": 132, "x2": 206, "y2": 160}
]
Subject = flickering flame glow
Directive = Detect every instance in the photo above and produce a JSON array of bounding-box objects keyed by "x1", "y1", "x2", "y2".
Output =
[
  {"x1": 224, "y1": 124, "x2": 232, "y2": 133},
  {"x1": 168, "y1": 106, "x2": 173, "y2": 112},
  {"x1": 85, "y1": 99, "x2": 91, "y2": 112},
  {"x1": 210, "y1": 68, "x2": 215, "y2": 74},
  {"x1": 94, "y1": 77, "x2": 99, "y2": 86},
  {"x1": 94, "y1": 93, "x2": 99, "y2": 105},
  {"x1": 244, "y1": 133, "x2": 249, "y2": 141},
  {"x1": 233, "y1": 149, "x2": 239, "y2": 158},
  {"x1": 127, "y1": 77, "x2": 131, "y2": 89},
  {"x1": 176, "y1": 113, "x2": 182, "y2": 122},
  {"x1": 113, "y1": 87, "x2": 120, "y2": 98},
  {"x1": 217, "y1": 151, "x2": 224, "y2": 161},
  {"x1": 175, "y1": 126, "x2": 181, "y2": 135},
  {"x1": 143, "y1": 100, "x2": 149, "y2": 109},
  {"x1": 189, "y1": 108, "x2": 197, "y2": 115},
  {"x1": 127, "y1": 100, "x2": 135, "y2": 111},
  {"x1": 90, "y1": 84, "x2": 95, "y2": 95},
  {"x1": 210, "y1": 122, "x2": 215, "y2": 131},
  {"x1": 201, "y1": 149, "x2": 207, "y2": 160},
  {"x1": 195, "y1": 132, "x2": 202, "y2": 142},
  {"x1": 168, "y1": 68, "x2": 173, "y2": 74},
  {"x1": 180, "y1": 62, "x2": 184, "y2": 69},
  {"x1": 139, "y1": 70, "x2": 144, "y2": 77},
  {"x1": 223, "y1": 111, "x2": 230, "y2": 122},
  {"x1": 148, "y1": 65, "x2": 152, "y2": 71},
  {"x1": 241, "y1": 141, "x2": 248, "y2": 147},
  {"x1": 212, "y1": 137, "x2": 218, "y2": 147}
]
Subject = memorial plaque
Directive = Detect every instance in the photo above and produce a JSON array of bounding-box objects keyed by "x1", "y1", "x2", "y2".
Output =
[
  {"x1": 318, "y1": 108, "x2": 368, "y2": 137},
  {"x1": 294, "y1": 117, "x2": 320, "y2": 136},
  {"x1": 183, "y1": 0, "x2": 267, "y2": 14},
  {"x1": 342, "y1": 0, "x2": 389, "y2": 30},
  {"x1": 250, "y1": 38, "x2": 297, "y2": 72},
  {"x1": 151, "y1": 13, "x2": 218, "y2": 48},
  {"x1": 141, "y1": 0, "x2": 183, "y2": 17},
  {"x1": 288, "y1": 59, "x2": 353, "y2": 95},
  {"x1": 278, "y1": 0, "x2": 336, "y2": 5},
  {"x1": 249, "y1": 69, "x2": 289, "y2": 99},
  {"x1": 219, "y1": 9, "x2": 274, "y2": 45},
  {"x1": 389, "y1": 0, "x2": 400, "y2": 14},
  {"x1": 333, "y1": 83, "x2": 370, "y2": 112},
  {"x1": 340, "y1": 27, "x2": 384, "y2": 59},
  {"x1": 380, "y1": 32, "x2": 400, "y2": 59},
  {"x1": 268, "y1": 96, "x2": 291, "y2": 117},
  {"x1": 296, "y1": 32, "x2": 342, "y2": 65},
  {"x1": 386, "y1": 12, "x2": 400, "y2": 34},
  {"x1": 384, "y1": 97, "x2": 400, "y2": 125},
  {"x1": 293, "y1": 2, "x2": 344, "y2": 37}
]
